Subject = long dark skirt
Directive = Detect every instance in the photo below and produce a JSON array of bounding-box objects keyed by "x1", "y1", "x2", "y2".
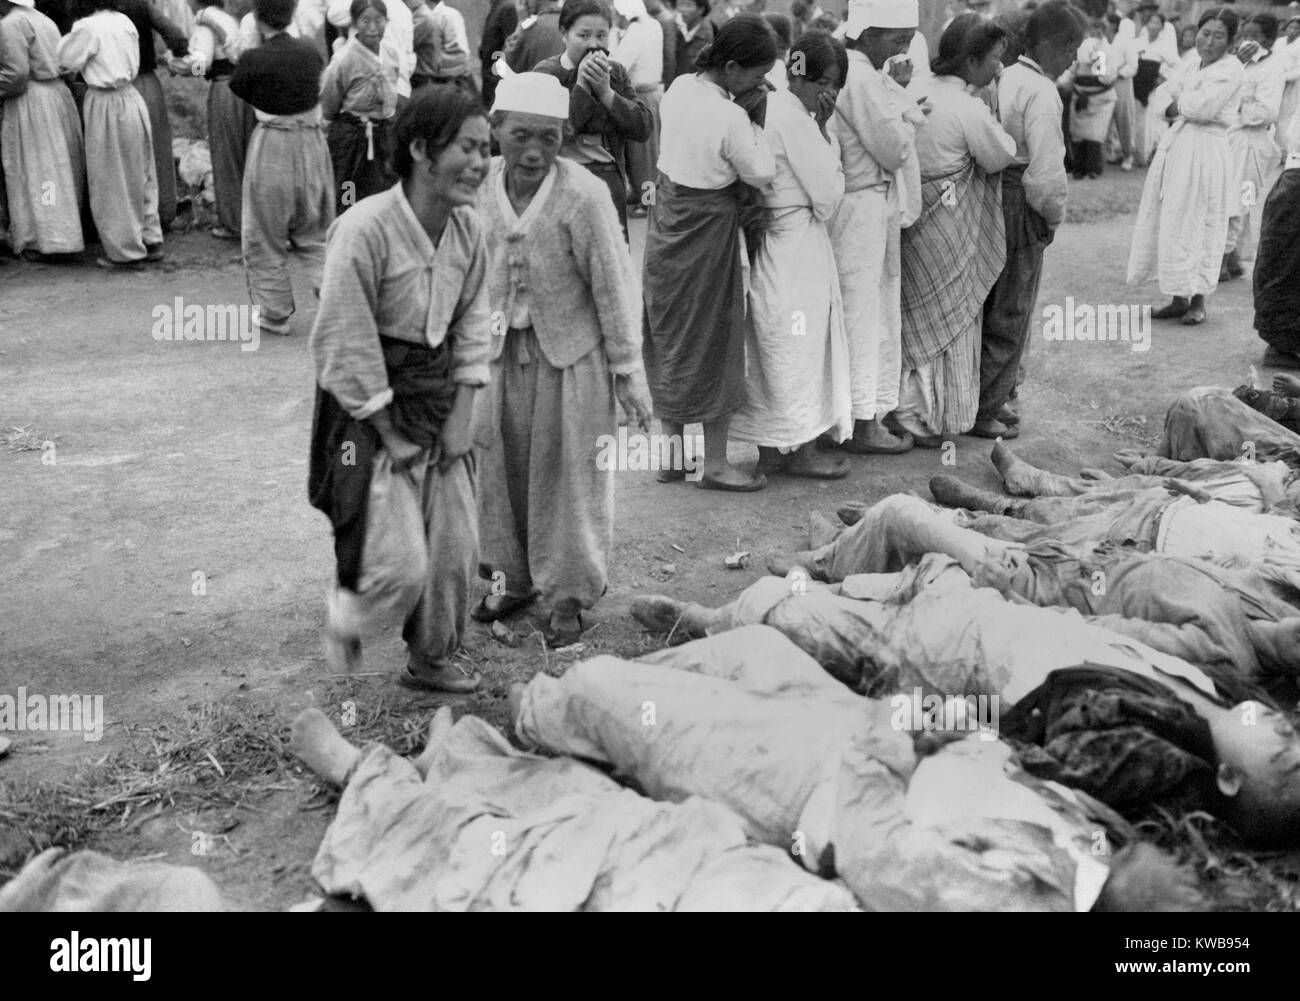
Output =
[
  {"x1": 328, "y1": 113, "x2": 396, "y2": 215},
  {"x1": 132, "y1": 70, "x2": 175, "y2": 228},
  {"x1": 207, "y1": 77, "x2": 257, "y2": 234},
  {"x1": 1254, "y1": 168, "x2": 1300, "y2": 358},
  {"x1": 642, "y1": 178, "x2": 745, "y2": 424},
  {"x1": 580, "y1": 159, "x2": 628, "y2": 242}
]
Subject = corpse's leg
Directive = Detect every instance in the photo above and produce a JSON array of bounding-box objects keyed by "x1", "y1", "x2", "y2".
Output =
[
  {"x1": 769, "y1": 494, "x2": 1008, "y2": 582},
  {"x1": 290, "y1": 708, "x2": 362, "y2": 786}
]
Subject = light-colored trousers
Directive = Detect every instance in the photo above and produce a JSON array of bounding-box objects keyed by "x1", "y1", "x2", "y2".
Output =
[
  {"x1": 241, "y1": 120, "x2": 334, "y2": 330},
  {"x1": 475, "y1": 330, "x2": 615, "y2": 617},
  {"x1": 83, "y1": 85, "x2": 160, "y2": 263},
  {"x1": 829, "y1": 185, "x2": 902, "y2": 421},
  {"x1": 331, "y1": 449, "x2": 478, "y2": 668},
  {"x1": 1105, "y1": 76, "x2": 1135, "y2": 160}
]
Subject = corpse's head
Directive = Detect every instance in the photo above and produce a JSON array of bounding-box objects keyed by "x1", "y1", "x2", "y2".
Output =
[{"x1": 1209, "y1": 702, "x2": 1300, "y2": 848}]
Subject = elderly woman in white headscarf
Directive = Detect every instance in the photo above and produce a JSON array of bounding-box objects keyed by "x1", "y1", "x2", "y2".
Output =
[{"x1": 473, "y1": 70, "x2": 653, "y2": 648}]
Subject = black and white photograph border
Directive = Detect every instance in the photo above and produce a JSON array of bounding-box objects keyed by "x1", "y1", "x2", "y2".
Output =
[{"x1": 1, "y1": 0, "x2": 1298, "y2": 937}]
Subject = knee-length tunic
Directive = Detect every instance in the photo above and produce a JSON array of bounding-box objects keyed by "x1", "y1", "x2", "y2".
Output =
[
  {"x1": 730, "y1": 88, "x2": 851, "y2": 449},
  {"x1": 1127, "y1": 54, "x2": 1244, "y2": 298}
]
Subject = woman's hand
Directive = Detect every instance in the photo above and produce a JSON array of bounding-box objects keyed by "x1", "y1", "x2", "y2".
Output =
[
  {"x1": 577, "y1": 49, "x2": 614, "y2": 103},
  {"x1": 735, "y1": 84, "x2": 769, "y2": 127},
  {"x1": 887, "y1": 55, "x2": 912, "y2": 87},
  {"x1": 813, "y1": 89, "x2": 836, "y2": 130},
  {"x1": 614, "y1": 370, "x2": 654, "y2": 431},
  {"x1": 1237, "y1": 39, "x2": 1260, "y2": 64}
]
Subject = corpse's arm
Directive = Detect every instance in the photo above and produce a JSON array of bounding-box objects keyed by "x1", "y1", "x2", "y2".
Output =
[
  {"x1": 1084, "y1": 613, "x2": 1247, "y2": 677},
  {"x1": 829, "y1": 730, "x2": 1076, "y2": 911}
]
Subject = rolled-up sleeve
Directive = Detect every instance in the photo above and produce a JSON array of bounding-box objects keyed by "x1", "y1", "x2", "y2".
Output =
[{"x1": 310, "y1": 222, "x2": 393, "y2": 419}]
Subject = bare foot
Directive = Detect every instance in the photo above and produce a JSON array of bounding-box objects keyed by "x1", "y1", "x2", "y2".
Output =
[
  {"x1": 808, "y1": 510, "x2": 840, "y2": 549},
  {"x1": 1273, "y1": 373, "x2": 1300, "y2": 398},
  {"x1": 412, "y1": 705, "x2": 454, "y2": 778},
  {"x1": 836, "y1": 501, "x2": 868, "y2": 526},
  {"x1": 290, "y1": 708, "x2": 362, "y2": 786},
  {"x1": 766, "y1": 550, "x2": 816, "y2": 577},
  {"x1": 990, "y1": 441, "x2": 1040, "y2": 497},
  {"x1": 507, "y1": 683, "x2": 526, "y2": 734},
  {"x1": 629, "y1": 594, "x2": 708, "y2": 638},
  {"x1": 930, "y1": 475, "x2": 1023, "y2": 516}
]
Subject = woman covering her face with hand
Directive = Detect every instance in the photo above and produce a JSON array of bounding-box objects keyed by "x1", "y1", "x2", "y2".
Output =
[{"x1": 530, "y1": 0, "x2": 651, "y2": 238}]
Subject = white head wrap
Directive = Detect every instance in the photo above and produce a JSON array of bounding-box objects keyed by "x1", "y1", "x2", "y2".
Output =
[
  {"x1": 490, "y1": 70, "x2": 571, "y2": 119},
  {"x1": 843, "y1": 0, "x2": 918, "y2": 39}
]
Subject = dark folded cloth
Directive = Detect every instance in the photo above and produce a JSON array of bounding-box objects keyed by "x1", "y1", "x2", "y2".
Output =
[
  {"x1": 1002, "y1": 664, "x2": 1222, "y2": 817},
  {"x1": 308, "y1": 335, "x2": 456, "y2": 588}
]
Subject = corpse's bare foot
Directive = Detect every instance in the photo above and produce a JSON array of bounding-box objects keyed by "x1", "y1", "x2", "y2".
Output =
[
  {"x1": 930, "y1": 474, "x2": 1024, "y2": 516},
  {"x1": 1273, "y1": 373, "x2": 1300, "y2": 398},
  {"x1": 990, "y1": 440, "x2": 1040, "y2": 497},
  {"x1": 836, "y1": 501, "x2": 868, "y2": 526},
  {"x1": 412, "y1": 705, "x2": 454, "y2": 778},
  {"x1": 290, "y1": 708, "x2": 362, "y2": 786},
  {"x1": 629, "y1": 594, "x2": 709, "y2": 639},
  {"x1": 808, "y1": 510, "x2": 840, "y2": 549},
  {"x1": 507, "y1": 683, "x2": 526, "y2": 734},
  {"x1": 766, "y1": 551, "x2": 816, "y2": 577}
]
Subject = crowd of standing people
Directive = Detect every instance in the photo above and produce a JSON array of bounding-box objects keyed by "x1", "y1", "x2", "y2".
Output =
[{"x1": 5, "y1": 0, "x2": 1300, "y2": 680}]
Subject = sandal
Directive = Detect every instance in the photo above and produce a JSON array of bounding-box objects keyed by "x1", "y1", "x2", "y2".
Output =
[
  {"x1": 470, "y1": 592, "x2": 534, "y2": 623},
  {"x1": 397, "y1": 658, "x2": 481, "y2": 693},
  {"x1": 698, "y1": 471, "x2": 767, "y2": 492},
  {"x1": 542, "y1": 614, "x2": 584, "y2": 649}
]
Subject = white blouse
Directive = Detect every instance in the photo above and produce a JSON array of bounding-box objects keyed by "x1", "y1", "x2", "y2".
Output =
[
  {"x1": 58, "y1": 10, "x2": 139, "y2": 89},
  {"x1": 761, "y1": 88, "x2": 842, "y2": 220},
  {"x1": 657, "y1": 73, "x2": 775, "y2": 190},
  {"x1": 914, "y1": 74, "x2": 1016, "y2": 177}
]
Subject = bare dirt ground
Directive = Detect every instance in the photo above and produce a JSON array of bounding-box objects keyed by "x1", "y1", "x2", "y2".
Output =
[{"x1": 3, "y1": 168, "x2": 1299, "y2": 910}]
